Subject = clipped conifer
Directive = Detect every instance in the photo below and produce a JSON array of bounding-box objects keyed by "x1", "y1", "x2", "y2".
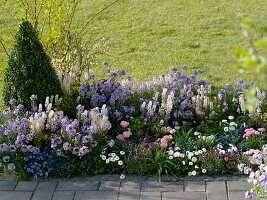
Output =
[{"x1": 3, "y1": 20, "x2": 62, "y2": 109}]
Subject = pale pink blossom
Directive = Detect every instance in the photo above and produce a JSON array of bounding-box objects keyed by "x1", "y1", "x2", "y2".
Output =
[
  {"x1": 163, "y1": 135, "x2": 171, "y2": 141},
  {"x1": 122, "y1": 130, "x2": 132, "y2": 138},
  {"x1": 116, "y1": 134, "x2": 125, "y2": 141},
  {"x1": 194, "y1": 132, "x2": 201, "y2": 136},
  {"x1": 120, "y1": 121, "x2": 129, "y2": 128},
  {"x1": 160, "y1": 140, "x2": 168, "y2": 148},
  {"x1": 258, "y1": 128, "x2": 266, "y2": 132}
]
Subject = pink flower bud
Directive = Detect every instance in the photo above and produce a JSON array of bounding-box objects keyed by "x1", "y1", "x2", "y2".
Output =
[
  {"x1": 120, "y1": 121, "x2": 129, "y2": 128},
  {"x1": 163, "y1": 135, "x2": 171, "y2": 141},
  {"x1": 116, "y1": 134, "x2": 125, "y2": 141},
  {"x1": 123, "y1": 130, "x2": 132, "y2": 138}
]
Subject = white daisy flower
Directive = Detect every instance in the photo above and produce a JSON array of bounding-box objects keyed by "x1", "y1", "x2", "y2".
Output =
[
  {"x1": 120, "y1": 174, "x2": 125, "y2": 179},
  {"x1": 120, "y1": 151, "x2": 125, "y2": 155},
  {"x1": 202, "y1": 169, "x2": 207, "y2": 173},
  {"x1": 228, "y1": 116, "x2": 234, "y2": 120},
  {"x1": 192, "y1": 170, "x2": 197, "y2": 176},
  {"x1": 118, "y1": 160, "x2": 123, "y2": 165}
]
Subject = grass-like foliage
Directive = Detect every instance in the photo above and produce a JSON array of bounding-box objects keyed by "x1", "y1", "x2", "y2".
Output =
[{"x1": 3, "y1": 20, "x2": 62, "y2": 108}]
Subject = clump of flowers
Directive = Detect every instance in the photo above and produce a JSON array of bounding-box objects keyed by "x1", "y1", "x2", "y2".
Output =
[
  {"x1": 243, "y1": 128, "x2": 266, "y2": 150},
  {"x1": 238, "y1": 145, "x2": 267, "y2": 199}
]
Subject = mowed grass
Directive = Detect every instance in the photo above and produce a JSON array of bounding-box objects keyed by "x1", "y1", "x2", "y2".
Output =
[{"x1": 0, "y1": 0, "x2": 267, "y2": 93}]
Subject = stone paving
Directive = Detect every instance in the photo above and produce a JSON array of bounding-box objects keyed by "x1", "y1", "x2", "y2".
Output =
[{"x1": 0, "y1": 174, "x2": 253, "y2": 200}]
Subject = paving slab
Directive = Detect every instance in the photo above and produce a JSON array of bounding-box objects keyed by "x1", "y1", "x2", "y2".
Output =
[
  {"x1": 185, "y1": 181, "x2": 205, "y2": 192},
  {"x1": 0, "y1": 181, "x2": 17, "y2": 190},
  {"x1": 15, "y1": 181, "x2": 38, "y2": 191},
  {"x1": 118, "y1": 191, "x2": 140, "y2": 200},
  {"x1": 140, "y1": 192, "x2": 161, "y2": 200},
  {"x1": 99, "y1": 181, "x2": 120, "y2": 190},
  {"x1": 120, "y1": 181, "x2": 141, "y2": 191},
  {"x1": 36, "y1": 181, "x2": 57, "y2": 191},
  {"x1": 0, "y1": 191, "x2": 32, "y2": 200},
  {"x1": 52, "y1": 191, "x2": 75, "y2": 200},
  {"x1": 74, "y1": 191, "x2": 118, "y2": 200},
  {"x1": 206, "y1": 181, "x2": 227, "y2": 200},
  {"x1": 57, "y1": 181, "x2": 99, "y2": 191},
  {"x1": 228, "y1": 191, "x2": 248, "y2": 200},
  {"x1": 227, "y1": 181, "x2": 251, "y2": 191},
  {"x1": 162, "y1": 192, "x2": 206, "y2": 200},
  {"x1": 142, "y1": 181, "x2": 183, "y2": 192},
  {"x1": 32, "y1": 191, "x2": 54, "y2": 200}
]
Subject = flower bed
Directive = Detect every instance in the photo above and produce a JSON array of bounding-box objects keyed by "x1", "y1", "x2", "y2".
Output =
[{"x1": 0, "y1": 67, "x2": 266, "y2": 196}]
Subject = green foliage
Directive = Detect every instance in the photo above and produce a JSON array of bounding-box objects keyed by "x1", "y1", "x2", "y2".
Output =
[{"x1": 3, "y1": 20, "x2": 62, "y2": 109}]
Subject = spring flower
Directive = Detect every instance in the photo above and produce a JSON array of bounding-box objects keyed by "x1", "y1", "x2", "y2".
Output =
[
  {"x1": 202, "y1": 169, "x2": 207, "y2": 173},
  {"x1": 160, "y1": 140, "x2": 168, "y2": 148},
  {"x1": 30, "y1": 95, "x2": 38, "y2": 101},
  {"x1": 120, "y1": 151, "x2": 125, "y2": 155},
  {"x1": 122, "y1": 130, "x2": 132, "y2": 138},
  {"x1": 2, "y1": 156, "x2": 10, "y2": 163},
  {"x1": 63, "y1": 142, "x2": 71, "y2": 151},
  {"x1": 116, "y1": 134, "x2": 125, "y2": 141},
  {"x1": 101, "y1": 155, "x2": 107, "y2": 160},
  {"x1": 245, "y1": 190, "x2": 255, "y2": 199},
  {"x1": 163, "y1": 135, "x2": 171, "y2": 141},
  {"x1": 118, "y1": 160, "x2": 123, "y2": 165},
  {"x1": 8, "y1": 163, "x2": 15, "y2": 171},
  {"x1": 194, "y1": 132, "x2": 201, "y2": 136},
  {"x1": 224, "y1": 127, "x2": 229, "y2": 132},
  {"x1": 182, "y1": 161, "x2": 186, "y2": 165},
  {"x1": 192, "y1": 157, "x2": 197, "y2": 162},
  {"x1": 120, "y1": 174, "x2": 125, "y2": 179},
  {"x1": 120, "y1": 121, "x2": 129, "y2": 128},
  {"x1": 169, "y1": 156, "x2": 173, "y2": 160},
  {"x1": 258, "y1": 128, "x2": 266, "y2": 132},
  {"x1": 191, "y1": 171, "x2": 197, "y2": 176},
  {"x1": 107, "y1": 140, "x2": 115, "y2": 147},
  {"x1": 189, "y1": 162, "x2": 193, "y2": 166},
  {"x1": 228, "y1": 116, "x2": 234, "y2": 120}
]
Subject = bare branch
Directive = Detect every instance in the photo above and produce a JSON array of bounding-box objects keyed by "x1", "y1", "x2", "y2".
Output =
[{"x1": 0, "y1": 37, "x2": 10, "y2": 57}]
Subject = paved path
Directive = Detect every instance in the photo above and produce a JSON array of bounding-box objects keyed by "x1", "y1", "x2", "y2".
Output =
[{"x1": 0, "y1": 174, "x2": 253, "y2": 200}]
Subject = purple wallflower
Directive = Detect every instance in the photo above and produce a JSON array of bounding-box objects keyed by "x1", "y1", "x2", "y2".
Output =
[
  {"x1": 30, "y1": 94, "x2": 38, "y2": 101},
  {"x1": 88, "y1": 125, "x2": 99, "y2": 134},
  {"x1": 181, "y1": 66, "x2": 188, "y2": 71},
  {"x1": 76, "y1": 104, "x2": 85, "y2": 112},
  {"x1": 79, "y1": 146, "x2": 88, "y2": 156},
  {"x1": 107, "y1": 140, "x2": 115, "y2": 147},
  {"x1": 8, "y1": 163, "x2": 16, "y2": 171},
  {"x1": 172, "y1": 68, "x2": 178, "y2": 72},
  {"x1": 197, "y1": 80, "x2": 206, "y2": 86},
  {"x1": 9, "y1": 145, "x2": 16, "y2": 152},
  {"x1": 102, "y1": 62, "x2": 109, "y2": 66},
  {"x1": 2, "y1": 156, "x2": 10, "y2": 163},
  {"x1": 225, "y1": 84, "x2": 232, "y2": 90},
  {"x1": 8, "y1": 99, "x2": 16, "y2": 105},
  {"x1": 0, "y1": 143, "x2": 9, "y2": 152},
  {"x1": 63, "y1": 142, "x2": 71, "y2": 151},
  {"x1": 16, "y1": 104, "x2": 24, "y2": 110},
  {"x1": 2, "y1": 109, "x2": 11, "y2": 116},
  {"x1": 72, "y1": 147, "x2": 80, "y2": 155}
]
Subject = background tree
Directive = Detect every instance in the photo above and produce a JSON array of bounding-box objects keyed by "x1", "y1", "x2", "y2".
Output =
[{"x1": 3, "y1": 20, "x2": 62, "y2": 108}]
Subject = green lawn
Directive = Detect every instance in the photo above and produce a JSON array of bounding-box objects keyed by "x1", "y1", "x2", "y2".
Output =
[{"x1": 1, "y1": 0, "x2": 267, "y2": 93}]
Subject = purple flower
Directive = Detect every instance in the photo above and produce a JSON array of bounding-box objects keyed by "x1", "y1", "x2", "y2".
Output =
[
  {"x1": 8, "y1": 99, "x2": 16, "y2": 105},
  {"x1": 63, "y1": 142, "x2": 71, "y2": 151},
  {"x1": 8, "y1": 163, "x2": 16, "y2": 171},
  {"x1": 9, "y1": 145, "x2": 16, "y2": 152},
  {"x1": 225, "y1": 84, "x2": 231, "y2": 90},
  {"x1": 2, "y1": 156, "x2": 10, "y2": 163},
  {"x1": 0, "y1": 143, "x2": 9, "y2": 152},
  {"x1": 76, "y1": 104, "x2": 84, "y2": 112},
  {"x1": 88, "y1": 125, "x2": 99, "y2": 134},
  {"x1": 79, "y1": 146, "x2": 88, "y2": 156},
  {"x1": 181, "y1": 66, "x2": 188, "y2": 71},
  {"x1": 107, "y1": 140, "x2": 115, "y2": 147},
  {"x1": 172, "y1": 68, "x2": 178, "y2": 72},
  {"x1": 16, "y1": 104, "x2": 24, "y2": 110},
  {"x1": 117, "y1": 70, "x2": 126, "y2": 76},
  {"x1": 105, "y1": 68, "x2": 110, "y2": 73},
  {"x1": 102, "y1": 62, "x2": 109, "y2": 66},
  {"x1": 30, "y1": 94, "x2": 38, "y2": 101},
  {"x1": 198, "y1": 80, "x2": 206, "y2": 86},
  {"x1": 245, "y1": 190, "x2": 254, "y2": 199},
  {"x1": 207, "y1": 75, "x2": 212, "y2": 78},
  {"x1": 82, "y1": 136, "x2": 92, "y2": 144},
  {"x1": 72, "y1": 147, "x2": 80, "y2": 155},
  {"x1": 2, "y1": 109, "x2": 11, "y2": 116}
]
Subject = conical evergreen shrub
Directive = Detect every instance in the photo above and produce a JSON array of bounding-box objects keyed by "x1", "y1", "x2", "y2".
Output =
[{"x1": 3, "y1": 20, "x2": 62, "y2": 109}]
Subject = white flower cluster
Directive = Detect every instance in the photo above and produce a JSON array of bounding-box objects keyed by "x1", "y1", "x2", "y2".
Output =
[
  {"x1": 166, "y1": 147, "x2": 207, "y2": 176},
  {"x1": 159, "y1": 89, "x2": 175, "y2": 117},
  {"x1": 100, "y1": 151, "x2": 125, "y2": 165},
  {"x1": 191, "y1": 85, "x2": 216, "y2": 118},
  {"x1": 29, "y1": 96, "x2": 63, "y2": 134},
  {"x1": 79, "y1": 104, "x2": 111, "y2": 132}
]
